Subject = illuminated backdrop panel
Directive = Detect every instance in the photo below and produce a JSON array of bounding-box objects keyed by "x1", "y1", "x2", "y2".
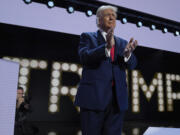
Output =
[{"x1": 0, "y1": 0, "x2": 180, "y2": 53}]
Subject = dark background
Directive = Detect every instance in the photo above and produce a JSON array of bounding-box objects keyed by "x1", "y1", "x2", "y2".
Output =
[{"x1": 1, "y1": 22, "x2": 180, "y2": 125}]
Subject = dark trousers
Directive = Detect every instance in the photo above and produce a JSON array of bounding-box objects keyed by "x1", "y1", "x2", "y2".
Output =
[{"x1": 80, "y1": 86, "x2": 125, "y2": 135}]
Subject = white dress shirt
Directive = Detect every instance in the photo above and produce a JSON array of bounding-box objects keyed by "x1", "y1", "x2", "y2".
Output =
[{"x1": 100, "y1": 30, "x2": 131, "y2": 62}]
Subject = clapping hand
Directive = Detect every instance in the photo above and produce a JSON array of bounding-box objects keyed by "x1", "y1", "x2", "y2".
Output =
[
  {"x1": 124, "y1": 38, "x2": 138, "y2": 57},
  {"x1": 106, "y1": 28, "x2": 115, "y2": 49}
]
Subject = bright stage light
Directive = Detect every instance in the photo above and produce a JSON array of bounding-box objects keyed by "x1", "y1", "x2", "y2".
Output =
[
  {"x1": 50, "y1": 96, "x2": 58, "y2": 104},
  {"x1": 162, "y1": 28, "x2": 168, "y2": 33},
  {"x1": 67, "y1": 6, "x2": 74, "y2": 14},
  {"x1": 51, "y1": 87, "x2": 59, "y2": 95},
  {"x1": 86, "y1": 10, "x2": 93, "y2": 17},
  {"x1": 122, "y1": 18, "x2": 127, "y2": 24},
  {"x1": 49, "y1": 104, "x2": 58, "y2": 112},
  {"x1": 47, "y1": 0, "x2": 54, "y2": 8},
  {"x1": 61, "y1": 87, "x2": 69, "y2": 95},
  {"x1": 175, "y1": 31, "x2": 179, "y2": 36},
  {"x1": 48, "y1": 132, "x2": 57, "y2": 135},
  {"x1": 150, "y1": 24, "x2": 156, "y2": 30},
  {"x1": 53, "y1": 62, "x2": 61, "y2": 70},
  {"x1": 137, "y1": 21, "x2": 143, "y2": 27},
  {"x1": 23, "y1": 0, "x2": 32, "y2": 4}
]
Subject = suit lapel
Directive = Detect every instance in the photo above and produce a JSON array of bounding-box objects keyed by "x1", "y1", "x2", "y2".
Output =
[
  {"x1": 96, "y1": 30, "x2": 106, "y2": 46},
  {"x1": 114, "y1": 36, "x2": 119, "y2": 61},
  {"x1": 114, "y1": 36, "x2": 124, "y2": 57}
]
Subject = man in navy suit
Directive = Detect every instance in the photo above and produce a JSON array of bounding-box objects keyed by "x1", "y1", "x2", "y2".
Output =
[{"x1": 74, "y1": 5, "x2": 138, "y2": 135}]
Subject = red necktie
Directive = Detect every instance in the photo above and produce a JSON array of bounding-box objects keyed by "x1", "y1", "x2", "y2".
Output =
[
  {"x1": 110, "y1": 45, "x2": 115, "y2": 61},
  {"x1": 110, "y1": 45, "x2": 115, "y2": 86}
]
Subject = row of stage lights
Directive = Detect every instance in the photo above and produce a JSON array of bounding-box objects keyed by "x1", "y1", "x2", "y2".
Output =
[
  {"x1": 23, "y1": 0, "x2": 93, "y2": 16},
  {"x1": 23, "y1": 0, "x2": 180, "y2": 36}
]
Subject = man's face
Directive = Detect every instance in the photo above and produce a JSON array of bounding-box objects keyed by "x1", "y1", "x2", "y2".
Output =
[
  {"x1": 99, "y1": 8, "x2": 116, "y2": 32},
  {"x1": 17, "y1": 89, "x2": 24, "y2": 99}
]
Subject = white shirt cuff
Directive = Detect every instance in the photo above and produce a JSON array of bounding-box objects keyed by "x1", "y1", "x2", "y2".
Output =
[
  {"x1": 105, "y1": 44, "x2": 110, "y2": 57},
  {"x1": 124, "y1": 53, "x2": 132, "y2": 62}
]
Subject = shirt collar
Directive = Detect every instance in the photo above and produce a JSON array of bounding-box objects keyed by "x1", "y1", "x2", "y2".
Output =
[{"x1": 99, "y1": 29, "x2": 107, "y2": 41}]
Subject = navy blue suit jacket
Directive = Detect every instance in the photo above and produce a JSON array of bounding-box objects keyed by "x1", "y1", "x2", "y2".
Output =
[{"x1": 74, "y1": 30, "x2": 137, "y2": 111}]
